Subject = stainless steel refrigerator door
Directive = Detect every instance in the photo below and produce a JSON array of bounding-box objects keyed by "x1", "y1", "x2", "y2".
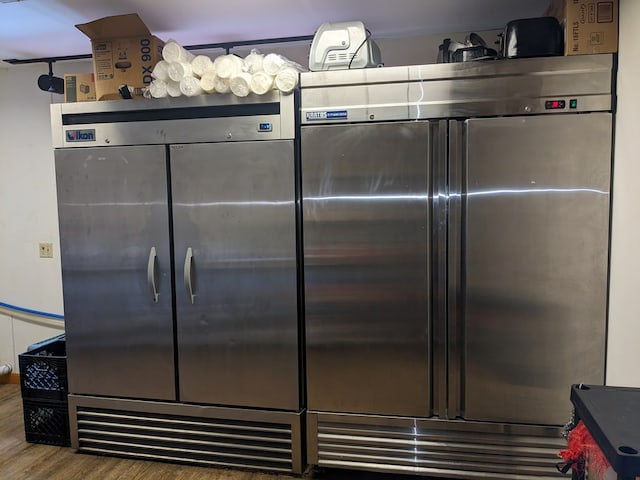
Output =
[
  {"x1": 55, "y1": 145, "x2": 175, "y2": 400},
  {"x1": 302, "y1": 122, "x2": 431, "y2": 417},
  {"x1": 171, "y1": 141, "x2": 299, "y2": 410},
  {"x1": 460, "y1": 113, "x2": 611, "y2": 425}
]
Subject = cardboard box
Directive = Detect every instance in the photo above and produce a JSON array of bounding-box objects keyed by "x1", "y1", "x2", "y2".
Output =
[
  {"x1": 76, "y1": 13, "x2": 164, "y2": 100},
  {"x1": 64, "y1": 73, "x2": 96, "y2": 102},
  {"x1": 545, "y1": 0, "x2": 618, "y2": 55}
]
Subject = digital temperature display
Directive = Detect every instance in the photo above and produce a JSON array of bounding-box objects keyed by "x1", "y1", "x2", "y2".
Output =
[{"x1": 545, "y1": 100, "x2": 566, "y2": 110}]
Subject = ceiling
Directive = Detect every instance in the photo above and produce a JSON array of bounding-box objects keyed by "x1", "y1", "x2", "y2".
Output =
[{"x1": 0, "y1": 0, "x2": 549, "y2": 63}]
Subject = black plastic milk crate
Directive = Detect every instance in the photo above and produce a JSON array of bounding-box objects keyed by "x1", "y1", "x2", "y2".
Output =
[
  {"x1": 18, "y1": 340, "x2": 68, "y2": 401},
  {"x1": 22, "y1": 398, "x2": 70, "y2": 447}
]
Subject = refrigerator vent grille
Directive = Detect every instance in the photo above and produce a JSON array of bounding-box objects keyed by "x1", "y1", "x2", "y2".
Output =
[
  {"x1": 75, "y1": 406, "x2": 294, "y2": 472},
  {"x1": 316, "y1": 420, "x2": 566, "y2": 479}
]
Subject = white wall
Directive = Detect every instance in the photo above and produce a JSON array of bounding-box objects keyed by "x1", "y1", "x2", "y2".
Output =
[
  {"x1": 0, "y1": 63, "x2": 63, "y2": 313},
  {"x1": 0, "y1": 61, "x2": 91, "y2": 371},
  {"x1": 197, "y1": 29, "x2": 501, "y2": 68},
  {"x1": 606, "y1": 0, "x2": 640, "y2": 387},
  {"x1": 0, "y1": 314, "x2": 13, "y2": 369}
]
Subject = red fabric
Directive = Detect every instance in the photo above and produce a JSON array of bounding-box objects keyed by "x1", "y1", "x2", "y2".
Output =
[{"x1": 559, "y1": 420, "x2": 611, "y2": 476}]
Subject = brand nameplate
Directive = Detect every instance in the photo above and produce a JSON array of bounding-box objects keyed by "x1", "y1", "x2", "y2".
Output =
[
  {"x1": 66, "y1": 129, "x2": 96, "y2": 142},
  {"x1": 306, "y1": 110, "x2": 348, "y2": 121}
]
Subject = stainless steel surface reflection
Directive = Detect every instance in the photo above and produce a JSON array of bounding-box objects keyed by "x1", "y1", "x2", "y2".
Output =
[
  {"x1": 461, "y1": 114, "x2": 611, "y2": 425},
  {"x1": 56, "y1": 145, "x2": 175, "y2": 400},
  {"x1": 54, "y1": 93, "x2": 303, "y2": 473},
  {"x1": 300, "y1": 53, "x2": 615, "y2": 478},
  {"x1": 171, "y1": 140, "x2": 299, "y2": 409},
  {"x1": 302, "y1": 122, "x2": 431, "y2": 417}
]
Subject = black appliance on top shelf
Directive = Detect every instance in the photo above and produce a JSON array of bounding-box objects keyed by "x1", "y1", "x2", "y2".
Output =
[
  {"x1": 438, "y1": 17, "x2": 564, "y2": 63},
  {"x1": 437, "y1": 32, "x2": 498, "y2": 63},
  {"x1": 501, "y1": 17, "x2": 564, "y2": 58}
]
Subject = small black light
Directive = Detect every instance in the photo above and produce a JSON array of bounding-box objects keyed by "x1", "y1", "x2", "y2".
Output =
[{"x1": 38, "y1": 61, "x2": 64, "y2": 94}]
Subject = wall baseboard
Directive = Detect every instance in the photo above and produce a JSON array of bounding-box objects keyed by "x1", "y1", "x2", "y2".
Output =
[{"x1": 0, "y1": 373, "x2": 20, "y2": 384}]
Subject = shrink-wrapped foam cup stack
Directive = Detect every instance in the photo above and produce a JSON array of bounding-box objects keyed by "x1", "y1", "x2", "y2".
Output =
[
  {"x1": 162, "y1": 41, "x2": 195, "y2": 64},
  {"x1": 262, "y1": 53, "x2": 289, "y2": 76},
  {"x1": 180, "y1": 76, "x2": 204, "y2": 97},
  {"x1": 152, "y1": 60, "x2": 170, "y2": 82},
  {"x1": 250, "y1": 71, "x2": 274, "y2": 95},
  {"x1": 167, "y1": 61, "x2": 193, "y2": 82},
  {"x1": 243, "y1": 50, "x2": 264, "y2": 74},
  {"x1": 148, "y1": 79, "x2": 168, "y2": 98},
  {"x1": 213, "y1": 76, "x2": 231, "y2": 94},
  {"x1": 191, "y1": 55, "x2": 214, "y2": 78},
  {"x1": 274, "y1": 66, "x2": 300, "y2": 94},
  {"x1": 147, "y1": 40, "x2": 305, "y2": 98},
  {"x1": 200, "y1": 72, "x2": 217, "y2": 94},
  {"x1": 156, "y1": 40, "x2": 200, "y2": 98},
  {"x1": 216, "y1": 54, "x2": 244, "y2": 79},
  {"x1": 263, "y1": 53, "x2": 303, "y2": 94},
  {"x1": 166, "y1": 80, "x2": 182, "y2": 98},
  {"x1": 230, "y1": 72, "x2": 253, "y2": 97}
]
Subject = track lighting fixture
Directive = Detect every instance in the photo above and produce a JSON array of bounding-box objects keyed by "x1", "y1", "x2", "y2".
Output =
[{"x1": 37, "y1": 61, "x2": 64, "y2": 94}]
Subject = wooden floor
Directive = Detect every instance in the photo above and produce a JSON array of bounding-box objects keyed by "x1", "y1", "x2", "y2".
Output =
[{"x1": 0, "y1": 384, "x2": 442, "y2": 480}]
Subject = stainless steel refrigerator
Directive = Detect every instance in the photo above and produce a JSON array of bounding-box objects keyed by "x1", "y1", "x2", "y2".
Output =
[
  {"x1": 300, "y1": 54, "x2": 613, "y2": 479},
  {"x1": 52, "y1": 93, "x2": 304, "y2": 473}
]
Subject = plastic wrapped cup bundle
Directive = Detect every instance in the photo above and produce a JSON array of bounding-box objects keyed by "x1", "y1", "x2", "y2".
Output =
[
  {"x1": 199, "y1": 72, "x2": 218, "y2": 93},
  {"x1": 166, "y1": 80, "x2": 183, "y2": 98},
  {"x1": 261, "y1": 53, "x2": 304, "y2": 94},
  {"x1": 216, "y1": 54, "x2": 244, "y2": 79},
  {"x1": 212, "y1": 55, "x2": 225, "y2": 69},
  {"x1": 148, "y1": 79, "x2": 168, "y2": 98},
  {"x1": 167, "y1": 61, "x2": 193, "y2": 82},
  {"x1": 274, "y1": 66, "x2": 301, "y2": 94},
  {"x1": 180, "y1": 76, "x2": 204, "y2": 97},
  {"x1": 191, "y1": 55, "x2": 214, "y2": 78},
  {"x1": 152, "y1": 60, "x2": 170, "y2": 82},
  {"x1": 262, "y1": 53, "x2": 289, "y2": 76},
  {"x1": 243, "y1": 50, "x2": 264, "y2": 74},
  {"x1": 213, "y1": 76, "x2": 231, "y2": 94},
  {"x1": 250, "y1": 71, "x2": 274, "y2": 95},
  {"x1": 230, "y1": 72, "x2": 253, "y2": 97},
  {"x1": 149, "y1": 48, "x2": 303, "y2": 98},
  {"x1": 162, "y1": 40, "x2": 195, "y2": 63}
]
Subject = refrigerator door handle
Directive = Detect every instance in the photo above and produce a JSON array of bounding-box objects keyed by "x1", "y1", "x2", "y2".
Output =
[
  {"x1": 183, "y1": 247, "x2": 195, "y2": 305},
  {"x1": 147, "y1": 246, "x2": 159, "y2": 303}
]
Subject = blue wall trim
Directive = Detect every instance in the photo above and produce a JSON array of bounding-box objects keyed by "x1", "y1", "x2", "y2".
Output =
[{"x1": 0, "y1": 301, "x2": 64, "y2": 320}]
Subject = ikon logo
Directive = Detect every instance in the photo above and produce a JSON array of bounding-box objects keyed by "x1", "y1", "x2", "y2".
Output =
[{"x1": 66, "y1": 129, "x2": 96, "y2": 142}]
